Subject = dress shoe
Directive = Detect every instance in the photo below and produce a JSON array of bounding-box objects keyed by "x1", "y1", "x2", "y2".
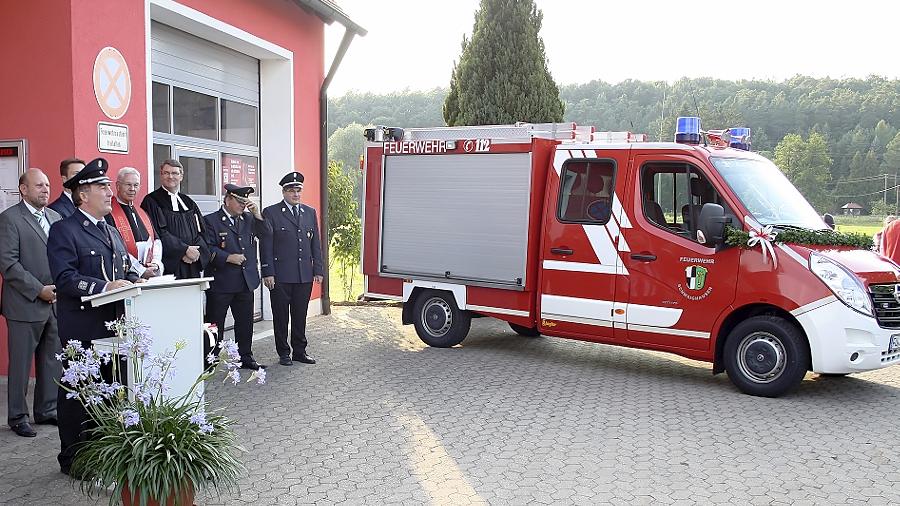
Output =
[
  {"x1": 240, "y1": 360, "x2": 266, "y2": 370},
  {"x1": 11, "y1": 422, "x2": 36, "y2": 437},
  {"x1": 279, "y1": 356, "x2": 293, "y2": 366},
  {"x1": 35, "y1": 417, "x2": 58, "y2": 426},
  {"x1": 292, "y1": 354, "x2": 316, "y2": 364}
]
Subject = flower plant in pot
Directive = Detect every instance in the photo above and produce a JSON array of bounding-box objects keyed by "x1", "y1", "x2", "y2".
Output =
[{"x1": 58, "y1": 317, "x2": 265, "y2": 505}]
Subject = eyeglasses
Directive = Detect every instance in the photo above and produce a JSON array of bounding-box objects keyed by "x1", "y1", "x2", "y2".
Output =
[
  {"x1": 118, "y1": 183, "x2": 140, "y2": 189},
  {"x1": 284, "y1": 188, "x2": 303, "y2": 194},
  {"x1": 161, "y1": 171, "x2": 182, "y2": 177}
]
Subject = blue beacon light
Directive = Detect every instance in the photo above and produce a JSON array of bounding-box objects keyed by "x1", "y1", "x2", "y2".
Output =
[
  {"x1": 675, "y1": 117, "x2": 701, "y2": 144},
  {"x1": 728, "y1": 127, "x2": 751, "y2": 150}
]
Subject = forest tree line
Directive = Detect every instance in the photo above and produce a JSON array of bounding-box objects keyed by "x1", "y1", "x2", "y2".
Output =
[{"x1": 327, "y1": 75, "x2": 900, "y2": 214}]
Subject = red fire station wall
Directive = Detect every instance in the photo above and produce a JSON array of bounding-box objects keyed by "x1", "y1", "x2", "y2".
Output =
[
  {"x1": 0, "y1": 0, "x2": 324, "y2": 376},
  {"x1": 0, "y1": 0, "x2": 148, "y2": 376}
]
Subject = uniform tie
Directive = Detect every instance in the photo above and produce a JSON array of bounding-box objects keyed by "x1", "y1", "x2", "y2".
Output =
[
  {"x1": 96, "y1": 221, "x2": 112, "y2": 246},
  {"x1": 291, "y1": 205, "x2": 298, "y2": 219}
]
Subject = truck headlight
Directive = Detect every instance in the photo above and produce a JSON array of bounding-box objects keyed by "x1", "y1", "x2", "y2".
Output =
[{"x1": 809, "y1": 252, "x2": 872, "y2": 316}]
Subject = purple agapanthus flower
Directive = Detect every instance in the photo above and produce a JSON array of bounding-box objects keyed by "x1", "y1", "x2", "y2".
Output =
[
  {"x1": 189, "y1": 410, "x2": 206, "y2": 426},
  {"x1": 253, "y1": 368, "x2": 267, "y2": 385},
  {"x1": 222, "y1": 340, "x2": 240, "y2": 361},
  {"x1": 198, "y1": 423, "x2": 214, "y2": 434},
  {"x1": 121, "y1": 409, "x2": 140, "y2": 427}
]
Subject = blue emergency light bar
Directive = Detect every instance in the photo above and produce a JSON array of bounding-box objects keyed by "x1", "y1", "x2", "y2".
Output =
[
  {"x1": 728, "y1": 127, "x2": 751, "y2": 150},
  {"x1": 675, "y1": 117, "x2": 701, "y2": 144}
]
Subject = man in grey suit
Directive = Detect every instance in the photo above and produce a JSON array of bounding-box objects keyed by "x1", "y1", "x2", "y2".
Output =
[{"x1": 0, "y1": 168, "x2": 62, "y2": 437}]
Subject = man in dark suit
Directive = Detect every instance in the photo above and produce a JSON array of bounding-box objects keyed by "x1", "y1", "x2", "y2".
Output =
[
  {"x1": 260, "y1": 172, "x2": 323, "y2": 366},
  {"x1": 47, "y1": 158, "x2": 140, "y2": 475},
  {"x1": 0, "y1": 169, "x2": 62, "y2": 438},
  {"x1": 203, "y1": 184, "x2": 271, "y2": 370},
  {"x1": 48, "y1": 158, "x2": 84, "y2": 218},
  {"x1": 140, "y1": 159, "x2": 209, "y2": 279}
]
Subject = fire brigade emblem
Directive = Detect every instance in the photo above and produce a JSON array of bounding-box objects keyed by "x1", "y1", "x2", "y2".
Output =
[{"x1": 685, "y1": 265, "x2": 708, "y2": 290}]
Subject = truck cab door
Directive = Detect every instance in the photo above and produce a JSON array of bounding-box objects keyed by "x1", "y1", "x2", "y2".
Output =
[
  {"x1": 621, "y1": 153, "x2": 740, "y2": 353},
  {"x1": 538, "y1": 148, "x2": 630, "y2": 341}
]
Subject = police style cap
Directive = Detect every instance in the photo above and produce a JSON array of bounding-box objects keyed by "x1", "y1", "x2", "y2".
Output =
[
  {"x1": 63, "y1": 157, "x2": 111, "y2": 190},
  {"x1": 279, "y1": 172, "x2": 304, "y2": 189},
  {"x1": 224, "y1": 184, "x2": 254, "y2": 199}
]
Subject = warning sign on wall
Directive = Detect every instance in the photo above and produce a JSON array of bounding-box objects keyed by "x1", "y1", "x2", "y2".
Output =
[{"x1": 93, "y1": 47, "x2": 132, "y2": 120}]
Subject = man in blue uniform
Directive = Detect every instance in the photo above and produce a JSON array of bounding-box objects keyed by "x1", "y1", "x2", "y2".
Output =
[
  {"x1": 47, "y1": 158, "x2": 140, "y2": 476},
  {"x1": 260, "y1": 172, "x2": 323, "y2": 366},
  {"x1": 203, "y1": 184, "x2": 271, "y2": 370},
  {"x1": 48, "y1": 158, "x2": 85, "y2": 218}
]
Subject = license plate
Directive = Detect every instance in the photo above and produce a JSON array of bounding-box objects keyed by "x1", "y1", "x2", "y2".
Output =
[{"x1": 890, "y1": 335, "x2": 900, "y2": 354}]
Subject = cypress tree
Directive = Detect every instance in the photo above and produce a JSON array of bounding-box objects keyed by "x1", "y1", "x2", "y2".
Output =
[{"x1": 443, "y1": 0, "x2": 565, "y2": 126}]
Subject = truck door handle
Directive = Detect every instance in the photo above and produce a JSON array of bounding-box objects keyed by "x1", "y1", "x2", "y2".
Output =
[
  {"x1": 550, "y1": 247, "x2": 574, "y2": 255},
  {"x1": 630, "y1": 253, "x2": 657, "y2": 262}
]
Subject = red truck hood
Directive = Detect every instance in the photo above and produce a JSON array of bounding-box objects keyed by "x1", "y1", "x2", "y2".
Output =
[{"x1": 796, "y1": 245, "x2": 900, "y2": 285}]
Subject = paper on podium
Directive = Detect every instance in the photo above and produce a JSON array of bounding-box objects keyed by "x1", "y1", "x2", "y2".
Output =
[{"x1": 146, "y1": 274, "x2": 176, "y2": 285}]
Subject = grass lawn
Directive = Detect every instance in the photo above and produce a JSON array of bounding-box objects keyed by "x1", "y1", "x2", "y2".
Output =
[
  {"x1": 328, "y1": 253, "x2": 363, "y2": 302},
  {"x1": 835, "y1": 224, "x2": 880, "y2": 238}
]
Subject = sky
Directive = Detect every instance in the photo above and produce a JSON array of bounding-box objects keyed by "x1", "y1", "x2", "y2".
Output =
[{"x1": 324, "y1": 0, "x2": 900, "y2": 97}]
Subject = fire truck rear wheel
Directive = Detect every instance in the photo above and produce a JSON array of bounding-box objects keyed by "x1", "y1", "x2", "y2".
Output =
[
  {"x1": 413, "y1": 290, "x2": 471, "y2": 348},
  {"x1": 509, "y1": 323, "x2": 541, "y2": 337},
  {"x1": 723, "y1": 316, "x2": 809, "y2": 398}
]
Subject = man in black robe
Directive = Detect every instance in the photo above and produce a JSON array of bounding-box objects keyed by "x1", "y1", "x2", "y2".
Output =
[{"x1": 140, "y1": 159, "x2": 209, "y2": 279}]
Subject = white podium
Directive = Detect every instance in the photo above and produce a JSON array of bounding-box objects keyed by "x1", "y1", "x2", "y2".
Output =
[{"x1": 85, "y1": 277, "x2": 212, "y2": 401}]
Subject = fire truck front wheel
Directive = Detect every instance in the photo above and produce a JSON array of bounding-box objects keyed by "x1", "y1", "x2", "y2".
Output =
[
  {"x1": 413, "y1": 290, "x2": 472, "y2": 347},
  {"x1": 723, "y1": 316, "x2": 810, "y2": 398}
]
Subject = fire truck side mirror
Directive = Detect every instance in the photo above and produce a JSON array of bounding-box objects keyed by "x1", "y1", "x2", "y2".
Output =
[{"x1": 697, "y1": 203, "x2": 727, "y2": 247}]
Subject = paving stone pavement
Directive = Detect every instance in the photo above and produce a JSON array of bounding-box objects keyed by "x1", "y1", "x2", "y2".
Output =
[{"x1": 2, "y1": 305, "x2": 900, "y2": 505}]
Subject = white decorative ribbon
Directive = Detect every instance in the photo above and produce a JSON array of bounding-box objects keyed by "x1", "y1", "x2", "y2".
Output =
[
  {"x1": 203, "y1": 323, "x2": 218, "y2": 347},
  {"x1": 747, "y1": 225, "x2": 779, "y2": 269}
]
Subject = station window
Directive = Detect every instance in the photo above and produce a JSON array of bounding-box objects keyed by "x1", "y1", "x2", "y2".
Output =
[
  {"x1": 173, "y1": 87, "x2": 217, "y2": 140},
  {"x1": 221, "y1": 99, "x2": 258, "y2": 146},
  {"x1": 151, "y1": 82, "x2": 170, "y2": 134},
  {"x1": 557, "y1": 159, "x2": 616, "y2": 225},
  {"x1": 180, "y1": 155, "x2": 216, "y2": 195},
  {"x1": 152, "y1": 144, "x2": 171, "y2": 173}
]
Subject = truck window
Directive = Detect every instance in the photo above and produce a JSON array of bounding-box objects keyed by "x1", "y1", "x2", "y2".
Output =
[
  {"x1": 641, "y1": 163, "x2": 733, "y2": 242},
  {"x1": 557, "y1": 159, "x2": 615, "y2": 224}
]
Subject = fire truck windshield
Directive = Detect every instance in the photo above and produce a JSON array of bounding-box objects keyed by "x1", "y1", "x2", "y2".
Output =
[{"x1": 711, "y1": 156, "x2": 827, "y2": 230}]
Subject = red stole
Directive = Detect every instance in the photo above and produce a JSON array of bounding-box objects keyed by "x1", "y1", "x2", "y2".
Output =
[{"x1": 110, "y1": 200, "x2": 155, "y2": 263}]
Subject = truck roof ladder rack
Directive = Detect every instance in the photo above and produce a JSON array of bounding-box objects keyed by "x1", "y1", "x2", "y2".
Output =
[{"x1": 402, "y1": 122, "x2": 579, "y2": 142}]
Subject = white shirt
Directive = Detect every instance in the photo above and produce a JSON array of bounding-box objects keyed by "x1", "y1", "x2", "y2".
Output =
[
  {"x1": 22, "y1": 200, "x2": 50, "y2": 234},
  {"x1": 116, "y1": 198, "x2": 164, "y2": 277},
  {"x1": 283, "y1": 200, "x2": 303, "y2": 216},
  {"x1": 79, "y1": 209, "x2": 102, "y2": 225}
]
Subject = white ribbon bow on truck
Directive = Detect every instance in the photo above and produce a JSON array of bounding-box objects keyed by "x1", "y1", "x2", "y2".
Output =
[{"x1": 747, "y1": 224, "x2": 779, "y2": 269}]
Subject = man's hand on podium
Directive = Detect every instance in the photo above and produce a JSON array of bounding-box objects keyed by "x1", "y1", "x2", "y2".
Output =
[{"x1": 104, "y1": 279, "x2": 133, "y2": 291}]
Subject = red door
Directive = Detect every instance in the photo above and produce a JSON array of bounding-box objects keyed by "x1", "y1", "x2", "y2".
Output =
[
  {"x1": 538, "y1": 148, "x2": 631, "y2": 341},
  {"x1": 620, "y1": 152, "x2": 740, "y2": 354}
]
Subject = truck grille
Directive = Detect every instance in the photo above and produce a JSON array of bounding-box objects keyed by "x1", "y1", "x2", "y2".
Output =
[{"x1": 869, "y1": 284, "x2": 900, "y2": 328}]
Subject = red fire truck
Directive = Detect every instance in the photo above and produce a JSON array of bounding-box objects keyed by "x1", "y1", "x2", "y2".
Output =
[{"x1": 360, "y1": 119, "x2": 900, "y2": 397}]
